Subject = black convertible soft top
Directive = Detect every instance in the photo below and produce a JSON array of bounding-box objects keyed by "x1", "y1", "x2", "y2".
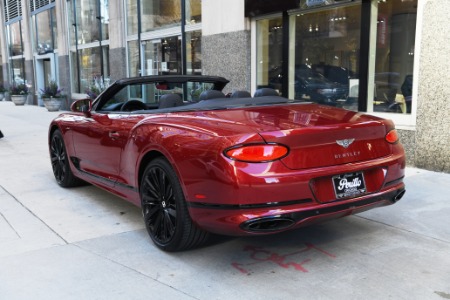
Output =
[
  {"x1": 130, "y1": 96, "x2": 304, "y2": 114},
  {"x1": 114, "y1": 75, "x2": 229, "y2": 90},
  {"x1": 92, "y1": 75, "x2": 230, "y2": 111},
  {"x1": 91, "y1": 75, "x2": 307, "y2": 114}
]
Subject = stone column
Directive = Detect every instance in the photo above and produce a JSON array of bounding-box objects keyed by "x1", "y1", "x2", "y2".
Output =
[
  {"x1": 109, "y1": 0, "x2": 127, "y2": 82},
  {"x1": 415, "y1": 0, "x2": 450, "y2": 172},
  {"x1": 201, "y1": 0, "x2": 251, "y2": 94},
  {"x1": 55, "y1": 0, "x2": 73, "y2": 109},
  {"x1": 0, "y1": 1, "x2": 10, "y2": 88},
  {"x1": 21, "y1": 0, "x2": 36, "y2": 104}
]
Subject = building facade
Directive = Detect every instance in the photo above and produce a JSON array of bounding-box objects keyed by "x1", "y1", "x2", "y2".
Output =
[{"x1": 0, "y1": 0, "x2": 448, "y2": 172}]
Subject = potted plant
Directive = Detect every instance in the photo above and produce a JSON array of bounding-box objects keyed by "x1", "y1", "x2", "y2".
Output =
[
  {"x1": 9, "y1": 83, "x2": 30, "y2": 106},
  {"x1": 85, "y1": 84, "x2": 103, "y2": 100},
  {"x1": 85, "y1": 75, "x2": 110, "y2": 100},
  {"x1": 40, "y1": 81, "x2": 65, "y2": 111},
  {"x1": 0, "y1": 85, "x2": 6, "y2": 101}
]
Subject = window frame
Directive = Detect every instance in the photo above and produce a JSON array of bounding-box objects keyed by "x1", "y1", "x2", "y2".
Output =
[{"x1": 250, "y1": 0, "x2": 420, "y2": 130}]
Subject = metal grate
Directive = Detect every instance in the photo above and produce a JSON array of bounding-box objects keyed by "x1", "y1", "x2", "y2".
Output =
[
  {"x1": 4, "y1": 0, "x2": 22, "y2": 21},
  {"x1": 30, "y1": 0, "x2": 55, "y2": 12}
]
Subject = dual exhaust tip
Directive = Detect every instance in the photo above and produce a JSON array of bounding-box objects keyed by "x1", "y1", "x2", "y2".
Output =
[
  {"x1": 241, "y1": 189, "x2": 406, "y2": 233},
  {"x1": 393, "y1": 189, "x2": 406, "y2": 202},
  {"x1": 241, "y1": 217, "x2": 295, "y2": 233}
]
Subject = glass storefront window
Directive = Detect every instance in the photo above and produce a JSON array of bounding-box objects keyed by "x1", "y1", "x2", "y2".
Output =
[
  {"x1": 68, "y1": 1, "x2": 76, "y2": 46},
  {"x1": 0, "y1": 40, "x2": 3, "y2": 83},
  {"x1": 126, "y1": 0, "x2": 138, "y2": 35},
  {"x1": 291, "y1": 4, "x2": 361, "y2": 108},
  {"x1": 186, "y1": 31, "x2": 201, "y2": 75},
  {"x1": 299, "y1": 0, "x2": 353, "y2": 10},
  {"x1": 126, "y1": 1, "x2": 202, "y2": 78},
  {"x1": 8, "y1": 22, "x2": 23, "y2": 56},
  {"x1": 141, "y1": 0, "x2": 181, "y2": 32},
  {"x1": 127, "y1": 0, "x2": 200, "y2": 33},
  {"x1": 52, "y1": 8, "x2": 58, "y2": 49},
  {"x1": 100, "y1": 0, "x2": 109, "y2": 40},
  {"x1": 11, "y1": 58, "x2": 25, "y2": 85},
  {"x1": 70, "y1": 49, "x2": 80, "y2": 90},
  {"x1": 69, "y1": 0, "x2": 110, "y2": 92},
  {"x1": 371, "y1": 0, "x2": 417, "y2": 114},
  {"x1": 77, "y1": 46, "x2": 110, "y2": 93},
  {"x1": 34, "y1": 9, "x2": 57, "y2": 54},
  {"x1": 255, "y1": 17, "x2": 283, "y2": 95},
  {"x1": 186, "y1": 0, "x2": 201, "y2": 25},
  {"x1": 73, "y1": 0, "x2": 109, "y2": 45},
  {"x1": 142, "y1": 36, "x2": 181, "y2": 75},
  {"x1": 254, "y1": 0, "x2": 418, "y2": 116},
  {"x1": 128, "y1": 40, "x2": 140, "y2": 77}
]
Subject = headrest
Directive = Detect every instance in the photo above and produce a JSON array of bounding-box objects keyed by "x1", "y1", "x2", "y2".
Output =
[
  {"x1": 158, "y1": 93, "x2": 183, "y2": 108},
  {"x1": 199, "y1": 90, "x2": 226, "y2": 100},
  {"x1": 231, "y1": 90, "x2": 252, "y2": 98},
  {"x1": 253, "y1": 88, "x2": 279, "y2": 97}
]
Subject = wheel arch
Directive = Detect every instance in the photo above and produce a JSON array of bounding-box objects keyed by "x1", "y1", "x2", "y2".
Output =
[
  {"x1": 137, "y1": 149, "x2": 191, "y2": 204},
  {"x1": 137, "y1": 150, "x2": 165, "y2": 192},
  {"x1": 48, "y1": 123, "x2": 61, "y2": 144}
]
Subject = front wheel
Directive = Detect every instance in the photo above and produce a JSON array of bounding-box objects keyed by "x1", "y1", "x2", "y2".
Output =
[
  {"x1": 50, "y1": 129, "x2": 83, "y2": 187},
  {"x1": 140, "y1": 158, "x2": 209, "y2": 251}
]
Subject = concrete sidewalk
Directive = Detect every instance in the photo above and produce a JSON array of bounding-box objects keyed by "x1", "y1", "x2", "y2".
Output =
[{"x1": 1, "y1": 101, "x2": 450, "y2": 300}]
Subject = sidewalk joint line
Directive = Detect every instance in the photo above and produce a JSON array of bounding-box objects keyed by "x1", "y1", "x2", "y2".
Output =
[
  {"x1": 0, "y1": 211, "x2": 21, "y2": 238},
  {"x1": 0, "y1": 184, "x2": 69, "y2": 245},
  {"x1": 73, "y1": 243, "x2": 200, "y2": 300},
  {"x1": 355, "y1": 215, "x2": 450, "y2": 245}
]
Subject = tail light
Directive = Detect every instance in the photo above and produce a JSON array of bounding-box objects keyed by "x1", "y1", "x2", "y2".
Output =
[
  {"x1": 385, "y1": 129, "x2": 399, "y2": 144},
  {"x1": 224, "y1": 144, "x2": 289, "y2": 163}
]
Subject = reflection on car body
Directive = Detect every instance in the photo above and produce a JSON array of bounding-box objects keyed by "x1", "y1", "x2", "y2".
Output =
[{"x1": 48, "y1": 75, "x2": 406, "y2": 252}]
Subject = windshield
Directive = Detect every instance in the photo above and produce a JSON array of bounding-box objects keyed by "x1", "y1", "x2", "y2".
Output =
[{"x1": 97, "y1": 81, "x2": 216, "y2": 111}]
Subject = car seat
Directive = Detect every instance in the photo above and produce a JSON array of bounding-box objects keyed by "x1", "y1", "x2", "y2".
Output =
[
  {"x1": 158, "y1": 93, "x2": 183, "y2": 108},
  {"x1": 199, "y1": 90, "x2": 226, "y2": 100},
  {"x1": 254, "y1": 88, "x2": 279, "y2": 97},
  {"x1": 231, "y1": 90, "x2": 252, "y2": 98}
]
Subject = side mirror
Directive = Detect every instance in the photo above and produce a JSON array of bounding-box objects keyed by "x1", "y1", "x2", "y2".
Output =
[{"x1": 71, "y1": 99, "x2": 92, "y2": 116}]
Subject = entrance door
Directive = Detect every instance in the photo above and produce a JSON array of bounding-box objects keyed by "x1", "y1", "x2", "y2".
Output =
[{"x1": 35, "y1": 55, "x2": 57, "y2": 105}]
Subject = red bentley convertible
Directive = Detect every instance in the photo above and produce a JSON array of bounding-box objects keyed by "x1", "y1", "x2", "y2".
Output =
[{"x1": 48, "y1": 75, "x2": 406, "y2": 251}]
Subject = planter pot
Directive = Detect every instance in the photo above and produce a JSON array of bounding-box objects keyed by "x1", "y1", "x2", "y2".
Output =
[
  {"x1": 11, "y1": 95, "x2": 27, "y2": 106},
  {"x1": 0, "y1": 93, "x2": 5, "y2": 101},
  {"x1": 43, "y1": 97, "x2": 63, "y2": 111}
]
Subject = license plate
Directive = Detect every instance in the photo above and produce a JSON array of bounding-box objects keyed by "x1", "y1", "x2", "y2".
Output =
[{"x1": 332, "y1": 172, "x2": 366, "y2": 199}]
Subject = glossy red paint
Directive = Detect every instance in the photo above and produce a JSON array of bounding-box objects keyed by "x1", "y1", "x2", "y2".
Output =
[
  {"x1": 51, "y1": 104, "x2": 405, "y2": 225},
  {"x1": 48, "y1": 76, "x2": 406, "y2": 247}
]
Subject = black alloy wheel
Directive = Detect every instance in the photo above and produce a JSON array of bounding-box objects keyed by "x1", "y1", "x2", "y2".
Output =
[
  {"x1": 140, "y1": 158, "x2": 209, "y2": 251},
  {"x1": 50, "y1": 130, "x2": 82, "y2": 187}
]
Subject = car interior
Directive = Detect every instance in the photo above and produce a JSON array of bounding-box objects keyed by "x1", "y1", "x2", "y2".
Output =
[{"x1": 95, "y1": 79, "x2": 295, "y2": 114}]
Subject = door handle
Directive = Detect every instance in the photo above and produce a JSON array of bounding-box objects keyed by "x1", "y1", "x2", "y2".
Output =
[{"x1": 109, "y1": 131, "x2": 120, "y2": 138}]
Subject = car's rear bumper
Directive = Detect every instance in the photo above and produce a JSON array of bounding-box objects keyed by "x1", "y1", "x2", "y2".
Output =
[{"x1": 187, "y1": 182, "x2": 405, "y2": 236}]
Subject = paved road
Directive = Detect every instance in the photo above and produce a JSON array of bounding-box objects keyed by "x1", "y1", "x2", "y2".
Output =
[{"x1": 1, "y1": 101, "x2": 449, "y2": 300}]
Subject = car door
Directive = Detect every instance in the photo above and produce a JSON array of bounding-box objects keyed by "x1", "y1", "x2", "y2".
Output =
[
  {"x1": 69, "y1": 84, "x2": 140, "y2": 186},
  {"x1": 69, "y1": 111, "x2": 133, "y2": 186}
]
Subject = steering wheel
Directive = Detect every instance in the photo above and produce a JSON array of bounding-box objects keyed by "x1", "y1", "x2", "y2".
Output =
[{"x1": 120, "y1": 100, "x2": 147, "y2": 111}]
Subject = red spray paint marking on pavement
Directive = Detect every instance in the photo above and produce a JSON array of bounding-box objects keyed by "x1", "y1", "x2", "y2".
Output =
[{"x1": 232, "y1": 242, "x2": 336, "y2": 274}]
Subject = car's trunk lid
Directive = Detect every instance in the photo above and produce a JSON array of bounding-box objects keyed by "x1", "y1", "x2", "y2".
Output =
[
  {"x1": 170, "y1": 103, "x2": 392, "y2": 169},
  {"x1": 251, "y1": 104, "x2": 391, "y2": 169}
]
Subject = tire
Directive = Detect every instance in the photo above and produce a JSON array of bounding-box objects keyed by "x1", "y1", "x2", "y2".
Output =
[
  {"x1": 50, "y1": 130, "x2": 83, "y2": 187},
  {"x1": 140, "y1": 157, "x2": 209, "y2": 251}
]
